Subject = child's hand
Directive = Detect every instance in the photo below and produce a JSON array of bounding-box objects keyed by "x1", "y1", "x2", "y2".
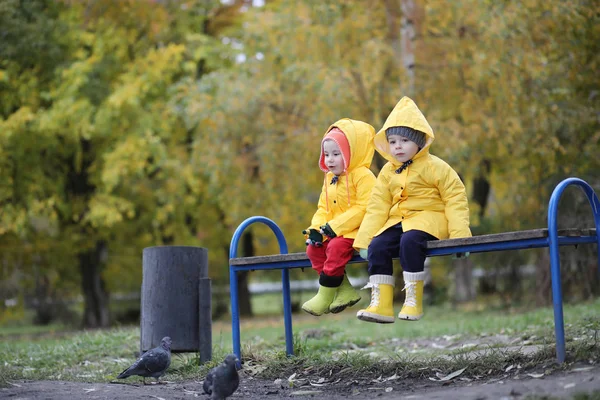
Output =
[
  {"x1": 319, "y1": 223, "x2": 337, "y2": 238},
  {"x1": 302, "y1": 229, "x2": 323, "y2": 247},
  {"x1": 359, "y1": 249, "x2": 368, "y2": 260}
]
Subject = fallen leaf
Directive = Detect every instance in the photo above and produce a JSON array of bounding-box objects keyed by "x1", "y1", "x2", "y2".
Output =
[
  {"x1": 8, "y1": 382, "x2": 22, "y2": 388},
  {"x1": 386, "y1": 374, "x2": 399, "y2": 381},
  {"x1": 505, "y1": 365, "x2": 514, "y2": 372},
  {"x1": 83, "y1": 388, "x2": 96, "y2": 393},
  {"x1": 243, "y1": 364, "x2": 267, "y2": 375},
  {"x1": 149, "y1": 396, "x2": 166, "y2": 400},
  {"x1": 527, "y1": 373, "x2": 545, "y2": 379},
  {"x1": 572, "y1": 367, "x2": 593, "y2": 372},
  {"x1": 288, "y1": 373, "x2": 297, "y2": 382},
  {"x1": 564, "y1": 383, "x2": 576, "y2": 389},
  {"x1": 385, "y1": 387, "x2": 393, "y2": 392},
  {"x1": 431, "y1": 367, "x2": 467, "y2": 382},
  {"x1": 290, "y1": 390, "x2": 323, "y2": 396}
]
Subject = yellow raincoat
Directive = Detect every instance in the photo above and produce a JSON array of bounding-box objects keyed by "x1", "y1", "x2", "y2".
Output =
[
  {"x1": 354, "y1": 97, "x2": 471, "y2": 250},
  {"x1": 308, "y1": 119, "x2": 377, "y2": 239}
]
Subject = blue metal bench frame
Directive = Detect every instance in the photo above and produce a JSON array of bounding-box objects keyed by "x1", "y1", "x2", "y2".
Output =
[{"x1": 229, "y1": 177, "x2": 600, "y2": 364}]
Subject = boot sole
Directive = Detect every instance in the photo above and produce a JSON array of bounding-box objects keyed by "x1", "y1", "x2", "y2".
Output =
[
  {"x1": 357, "y1": 311, "x2": 395, "y2": 324},
  {"x1": 398, "y1": 313, "x2": 423, "y2": 321},
  {"x1": 328, "y1": 298, "x2": 361, "y2": 314},
  {"x1": 301, "y1": 307, "x2": 330, "y2": 316}
]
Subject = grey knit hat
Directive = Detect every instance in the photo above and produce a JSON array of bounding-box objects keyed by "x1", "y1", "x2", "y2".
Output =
[{"x1": 385, "y1": 126, "x2": 427, "y2": 149}]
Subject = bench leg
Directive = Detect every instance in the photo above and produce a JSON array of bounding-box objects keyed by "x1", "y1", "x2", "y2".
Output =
[
  {"x1": 282, "y1": 269, "x2": 294, "y2": 356},
  {"x1": 230, "y1": 268, "x2": 242, "y2": 360},
  {"x1": 549, "y1": 236, "x2": 566, "y2": 364}
]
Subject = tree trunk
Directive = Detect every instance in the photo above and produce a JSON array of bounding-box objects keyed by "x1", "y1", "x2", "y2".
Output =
[
  {"x1": 79, "y1": 240, "x2": 110, "y2": 328},
  {"x1": 453, "y1": 257, "x2": 476, "y2": 303},
  {"x1": 472, "y1": 159, "x2": 491, "y2": 218},
  {"x1": 535, "y1": 250, "x2": 552, "y2": 307},
  {"x1": 238, "y1": 231, "x2": 254, "y2": 317},
  {"x1": 400, "y1": 0, "x2": 423, "y2": 96}
]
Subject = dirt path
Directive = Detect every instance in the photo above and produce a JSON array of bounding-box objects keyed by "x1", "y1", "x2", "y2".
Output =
[{"x1": 2, "y1": 365, "x2": 599, "y2": 400}]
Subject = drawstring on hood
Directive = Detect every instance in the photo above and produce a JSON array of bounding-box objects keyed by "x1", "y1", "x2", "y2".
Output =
[
  {"x1": 322, "y1": 173, "x2": 350, "y2": 212},
  {"x1": 395, "y1": 160, "x2": 413, "y2": 174}
]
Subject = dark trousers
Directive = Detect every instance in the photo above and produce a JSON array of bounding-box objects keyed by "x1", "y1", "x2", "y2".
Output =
[{"x1": 367, "y1": 224, "x2": 437, "y2": 276}]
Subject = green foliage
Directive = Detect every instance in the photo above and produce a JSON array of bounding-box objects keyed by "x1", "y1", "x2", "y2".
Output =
[
  {"x1": 0, "y1": 0, "x2": 598, "y2": 324},
  {"x1": 420, "y1": 0, "x2": 600, "y2": 228}
]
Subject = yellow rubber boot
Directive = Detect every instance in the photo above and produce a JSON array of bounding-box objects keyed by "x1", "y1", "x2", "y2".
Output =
[
  {"x1": 329, "y1": 274, "x2": 361, "y2": 314},
  {"x1": 356, "y1": 275, "x2": 395, "y2": 324},
  {"x1": 302, "y1": 285, "x2": 337, "y2": 316},
  {"x1": 398, "y1": 271, "x2": 427, "y2": 321}
]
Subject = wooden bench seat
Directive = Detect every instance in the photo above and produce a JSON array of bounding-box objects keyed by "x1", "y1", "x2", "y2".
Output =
[{"x1": 230, "y1": 228, "x2": 596, "y2": 266}]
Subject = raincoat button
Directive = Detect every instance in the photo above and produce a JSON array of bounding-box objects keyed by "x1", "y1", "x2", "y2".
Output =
[
  {"x1": 333, "y1": 200, "x2": 337, "y2": 203},
  {"x1": 401, "y1": 187, "x2": 403, "y2": 190}
]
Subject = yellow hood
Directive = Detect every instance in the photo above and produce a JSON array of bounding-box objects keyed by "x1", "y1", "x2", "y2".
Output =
[
  {"x1": 325, "y1": 118, "x2": 375, "y2": 171},
  {"x1": 374, "y1": 97, "x2": 435, "y2": 165}
]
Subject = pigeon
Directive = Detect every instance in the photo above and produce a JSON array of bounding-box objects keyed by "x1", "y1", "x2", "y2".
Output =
[
  {"x1": 117, "y1": 336, "x2": 172, "y2": 384},
  {"x1": 202, "y1": 354, "x2": 240, "y2": 399}
]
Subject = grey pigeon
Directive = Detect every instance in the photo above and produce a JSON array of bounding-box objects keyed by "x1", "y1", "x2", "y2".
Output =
[
  {"x1": 203, "y1": 354, "x2": 240, "y2": 399},
  {"x1": 117, "y1": 336, "x2": 172, "y2": 384}
]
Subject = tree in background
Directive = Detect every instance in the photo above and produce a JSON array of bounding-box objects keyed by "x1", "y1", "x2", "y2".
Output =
[
  {"x1": 418, "y1": 0, "x2": 599, "y2": 303},
  {"x1": 1, "y1": 0, "x2": 598, "y2": 327},
  {"x1": 0, "y1": 0, "x2": 242, "y2": 326}
]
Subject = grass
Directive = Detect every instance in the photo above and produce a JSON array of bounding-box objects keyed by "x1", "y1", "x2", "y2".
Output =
[{"x1": 1, "y1": 298, "x2": 599, "y2": 388}]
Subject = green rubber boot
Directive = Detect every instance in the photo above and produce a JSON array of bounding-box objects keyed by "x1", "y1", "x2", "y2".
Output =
[
  {"x1": 329, "y1": 274, "x2": 361, "y2": 314},
  {"x1": 302, "y1": 285, "x2": 337, "y2": 316}
]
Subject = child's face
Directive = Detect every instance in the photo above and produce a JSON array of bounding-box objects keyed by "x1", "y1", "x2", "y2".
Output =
[
  {"x1": 322, "y1": 139, "x2": 344, "y2": 175},
  {"x1": 388, "y1": 135, "x2": 420, "y2": 163}
]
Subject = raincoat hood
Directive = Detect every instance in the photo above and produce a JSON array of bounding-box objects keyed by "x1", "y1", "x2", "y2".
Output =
[
  {"x1": 308, "y1": 118, "x2": 377, "y2": 240},
  {"x1": 374, "y1": 97, "x2": 435, "y2": 165},
  {"x1": 321, "y1": 118, "x2": 376, "y2": 173}
]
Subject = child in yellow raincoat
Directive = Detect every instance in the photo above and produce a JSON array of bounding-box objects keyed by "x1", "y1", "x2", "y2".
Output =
[
  {"x1": 302, "y1": 119, "x2": 377, "y2": 316},
  {"x1": 354, "y1": 97, "x2": 471, "y2": 323}
]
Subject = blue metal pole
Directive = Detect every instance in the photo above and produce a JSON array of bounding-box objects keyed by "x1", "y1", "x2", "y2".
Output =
[
  {"x1": 229, "y1": 267, "x2": 241, "y2": 360},
  {"x1": 547, "y1": 177, "x2": 600, "y2": 364},
  {"x1": 281, "y1": 268, "x2": 294, "y2": 356},
  {"x1": 229, "y1": 216, "x2": 290, "y2": 360}
]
